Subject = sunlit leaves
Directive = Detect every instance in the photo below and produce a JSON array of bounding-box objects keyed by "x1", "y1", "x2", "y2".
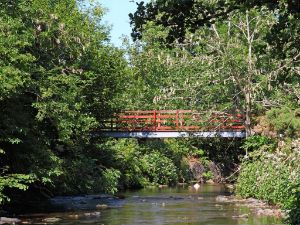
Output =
[{"x1": 0, "y1": 0, "x2": 127, "y2": 203}]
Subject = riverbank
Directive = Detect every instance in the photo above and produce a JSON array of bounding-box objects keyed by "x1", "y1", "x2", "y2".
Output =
[
  {"x1": 216, "y1": 195, "x2": 285, "y2": 219},
  {"x1": 236, "y1": 137, "x2": 300, "y2": 224}
]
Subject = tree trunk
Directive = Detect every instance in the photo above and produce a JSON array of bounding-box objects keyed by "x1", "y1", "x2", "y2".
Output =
[
  {"x1": 245, "y1": 88, "x2": 252, "y2": 137},
  {"x1": 245, "y1": 11, "x2": 252, "y2": 137}
]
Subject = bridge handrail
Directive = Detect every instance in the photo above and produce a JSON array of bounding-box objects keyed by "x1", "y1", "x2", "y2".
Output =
[{"x1": 99, "y1": 110, "x2": 245, "y2": 132}]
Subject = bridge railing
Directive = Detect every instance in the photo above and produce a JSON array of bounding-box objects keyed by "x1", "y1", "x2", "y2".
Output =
[{"x1": 100, "y1": 110, "x2": 245, "y2": 132}]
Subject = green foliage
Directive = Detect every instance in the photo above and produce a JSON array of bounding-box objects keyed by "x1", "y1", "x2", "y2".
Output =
[
  {"x1": 52, "y1": 152, "x2": 121, "y2": 195},
  {"x1": 202, "y1": 171, "x2": 213, "y2": 180},
  {"x1": 142, "y1": 152, "x2": 178, "y2": 185},
  {"x1": 267, "y1": 107, "x2": 300, "y2": 137},
  {"x1": 100, "y1": 169, "x2": 121, "y2": 194},
  {"x1": 130, "y1": 0, "x2": 300, "y2": 52},
  {"x1": 237, "y1": 158, "x2": 292, "y2": 205},
  {"x1": 139, "y1": 139, "x2": 199, "y2": 183},
  {"x1": 242, "y1": 135, "x2": 277, "y2": 154},
  {"x1": 0, "y1": 2, "x2": 299, "y2": 222},
  {"x1": 0, "y1": 12, "x2": 34, "y2": 100},
  {"x1": 236, "y1": 141, "x2": 300, "y2": 224},
  {"x1": 130, "y1": 0, "x2": 246, "y2": 43},
  {"x1": 103, "y1": 139, "x2": 148, "y2": 188},
  {"x1": 0, "y1": 0, "x2": 127, "y2": 203},
  {"x1": 102, "y1": 139, "x2": 194, "y2": 187},
  {"x1": 141, "y1": 140, "x2": 190, "y2": 165},
  {"x1": 194, "y1": 149, "x2": 205, "y2": 157},
  {"x1": 0, "y1": 174, "x2": 35, "y2": 204},
  {"x1": 178, "y1": 158, "x2": 193, "y2": 183}
]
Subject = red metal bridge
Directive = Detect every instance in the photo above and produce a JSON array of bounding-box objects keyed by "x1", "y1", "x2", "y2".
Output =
[{"x1": 100, "y1": 110, "x2": 246, "y2": 138}]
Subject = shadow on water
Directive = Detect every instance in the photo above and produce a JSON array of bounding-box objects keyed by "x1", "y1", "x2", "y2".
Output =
[{"x1": 18, "y1": 184, "x2": 282, "y2": 225}]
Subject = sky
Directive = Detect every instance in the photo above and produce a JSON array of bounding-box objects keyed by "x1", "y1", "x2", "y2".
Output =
[{"x1": 100, "y1": 0, "x2": 147, "y2": 47}]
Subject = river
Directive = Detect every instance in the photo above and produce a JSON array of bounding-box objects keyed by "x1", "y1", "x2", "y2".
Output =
[{"x1": 18, "y1": 184, "x2": 282, "y2": 224}]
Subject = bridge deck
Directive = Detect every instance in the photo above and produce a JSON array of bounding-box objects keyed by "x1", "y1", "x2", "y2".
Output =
[{"x1": 101, "y1": 131, "x2": 246, "y2": 138}]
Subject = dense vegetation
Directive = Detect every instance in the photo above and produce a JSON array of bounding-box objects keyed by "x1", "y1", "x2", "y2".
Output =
[
  {"x1": 0, "y1": 0, "x2": 127, "y2": 203},
  {"x1": 0, "y1": 0, "x2": 299, "y2": 224}
]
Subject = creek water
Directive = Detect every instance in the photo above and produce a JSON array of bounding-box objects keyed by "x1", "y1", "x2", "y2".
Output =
[{"x1": 19, "y1": 184, "x2": 282, "y2": 225}]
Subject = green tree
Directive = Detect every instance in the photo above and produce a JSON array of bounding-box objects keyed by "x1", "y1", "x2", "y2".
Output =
[
  {"x1": 0, "y1": 0, "x2": 128, "y2": 203},
  {"x1": 127, "y1": 7, "x2": 279, "y2": 137}
]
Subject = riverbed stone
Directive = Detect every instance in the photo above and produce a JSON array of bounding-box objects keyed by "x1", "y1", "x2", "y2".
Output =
[
  {"x1": 256, "y1": 208, "x2": 283, "y2": 217},
  {"x1": 232, "y1": 214, "x2": 249, "y2": 219},
  {"x1": 206, "y1": 179, "x2": 215, "y2": 184},
  {"x1": 68, "y1": 214, "x2": 80, "y2": 219},
  {"x1": 225, "y1": 184, "x2": 234, "y2": 190},
  {"x1": 96, "y1": 204, "x2": 108, "y2": 209},
  {"x1": 42, "y1": 217, "x2": 62, "y2": 223},
  {"x1": 216, "y1": 195, "x2": 231, "y2": 202},
  {"x1": 84, "y1": 212, "x2": 101, "y2": 217},
  {"x1": 0, "y1": 217, "x2": 21, "y2": 224},
  {"x1": 218, "y1": 196, "x2": 285, "y2": 219}
]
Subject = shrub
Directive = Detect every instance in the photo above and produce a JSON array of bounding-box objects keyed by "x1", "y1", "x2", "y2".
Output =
[
  {"x1": 241, "y1": 135, "x2": 277, "y2": 154},
  {"x1": 266, "y1": 107, "x2": 300, "y2": 137},
  {"x1": 178, "y1": 158, "x2": 193, "y2": 183},
  {"x1": 100, "y1": 169, "x2": 121, "y2": 194},
  {"x1": 106, "y1": 139, "x2": 148, "y2": 188},
  {"x1": 139, "y1": 139, "x2": 196, "y2": 184},
  {"x1": 142, "y1": 152, "x2": 178, "y2": 185},
  {"x1": 0, "y1": 174, "x2": 35, "y2": 204},
  {"x1": 236, "y1": 138, "x2": 300, "y2": 224}
]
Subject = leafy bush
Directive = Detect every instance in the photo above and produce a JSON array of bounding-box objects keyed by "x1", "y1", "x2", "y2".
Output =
[
  {"x1": 0, "y1": 174, "x2": 35, "y2": 204},
  {"x1": 54, "y1": 154, "x2": 120, "y2": 195},
  {"x1": 178, "y1": 158, "x2": 193, "y2": 183},
  {"x1": 140, "y1": 139, "x2": 190, "y2": 165},
  {"x1": 136, "y1": 139, "x2": 197, "y2": 183},
  {"x1": 100, "y1": 169, "x2": 121, "y2": 194},
  {"x1": 142, "y1": 152, "x2": 178, "y2": 185},
  {"x1": 96, "y1": 139, "x2": 194, "y2": 189},
  {"x1": 103, "y1": 139, "x2": 148, "y2": 188},
  {"x1": 266, "y1": 107, "x2": 300, "y2": 137},
  {"x1": 236, "y1": 138, "x2": 300, "y2": 224},
  {"x1": 202, "y1": 171, "x2": 213, "y2": 180},
  {"x1": 242, "y1": 135, "x2": 277, "y2": 154},
  {"x1": 236, "y1": 157, "x2": 292, "y2": 205}
]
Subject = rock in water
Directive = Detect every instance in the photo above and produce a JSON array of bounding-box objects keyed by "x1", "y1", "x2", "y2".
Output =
[
  {"x1": 232, "y1": 214, "x2": 249, "y2": 219},
  {"x1": 0, "y1": 217, "x2": 21, "y2": 224},
  {"x1": 84, "y1": 212, "x2": 101, "y2": 217},
  {"x1": 42, "y1": 217, "x2": 62, "y2": 223},
  {"x1": 194, "y1": 183, "x2": 200, "y2": 190},
  {"x1": 216, "y1": 195, "x2": 230, "y2": 202},
  {"x1": 96, "y1": 204, "x2": 108, "y2": 209},
  {"x1": 68, "y1": 214, "x2": 79, "y2": 219},
  {"x1": 206, "y1": 179, "x2": 215, "y2": 184}
]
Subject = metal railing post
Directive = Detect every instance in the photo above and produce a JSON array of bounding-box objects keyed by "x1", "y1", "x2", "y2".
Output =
[
  {"x1": 176, "y1": 110, "x2": 179, "y2": 130},
  {"x1": 154, "y1": 110, "x2": 156, "y2": 131}
]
